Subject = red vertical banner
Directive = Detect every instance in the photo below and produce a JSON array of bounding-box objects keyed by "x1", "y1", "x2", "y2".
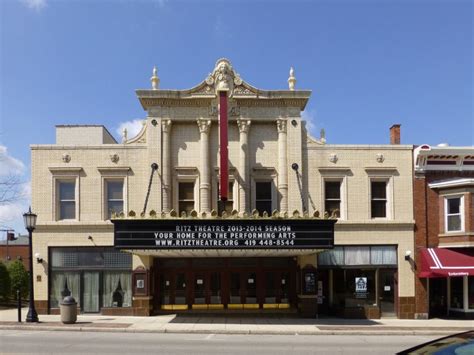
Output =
[{"x1": 219, "y1": 91, "x2": 229, "y2": 201}]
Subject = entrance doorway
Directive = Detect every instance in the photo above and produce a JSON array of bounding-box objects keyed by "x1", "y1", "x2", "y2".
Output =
[
  {"x1": 429, "y1": 278, "x2": 447, "y2": 318},
  {"x1": 154, "y1": 257, "x2": 296, "y2": 312},
  {"x1": 379, "y1": 269, "x2": 396, "y2": 317}
]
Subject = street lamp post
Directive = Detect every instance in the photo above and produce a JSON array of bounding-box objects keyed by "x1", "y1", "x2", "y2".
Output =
[{"x1": 23, "y1": 207, "x2": 39, "y2": 323}]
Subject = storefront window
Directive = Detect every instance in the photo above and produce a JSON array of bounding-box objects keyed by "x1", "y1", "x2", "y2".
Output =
[
  {"x1": 469, "y1": 276, "x2": 474, "y2": 310},
  {"x1": 345, "y1": 269, "x2": 376, "y2": 307},
  {"x1": 50, "y1": 271, "x2": 80, "y2": 308},
  {"x1": 450, "y1": 277, "x2": 464, "y2": 309},
  {"x1": 103, "y1": 271, "x2": 132, "y2": 308},
  {"x1": 50, "y1": 247, "x2": 132, "y2": 311}
]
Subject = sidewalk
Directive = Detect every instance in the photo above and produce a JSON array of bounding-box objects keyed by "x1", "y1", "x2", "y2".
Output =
[{"x1": 0, "y1": 308, "x2": 472, "y2": 335}]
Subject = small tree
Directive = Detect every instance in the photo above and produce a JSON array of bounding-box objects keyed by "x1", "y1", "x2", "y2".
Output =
[
  {"x1": 0, "y1": 261, "x2": 11, "y2": 302},
  {"x1": 8, "y1": 260, "x2": 29, "y2": 300}
]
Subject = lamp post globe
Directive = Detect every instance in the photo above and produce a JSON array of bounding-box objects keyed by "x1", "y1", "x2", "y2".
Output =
[{"x1": 23, "y1": 207, "x2": 39, "y2": 323}]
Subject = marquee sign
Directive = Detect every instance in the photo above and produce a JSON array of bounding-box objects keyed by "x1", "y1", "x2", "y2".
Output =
[{"x1": 113, "y1": 218, "x2": 335, "y2": 250}]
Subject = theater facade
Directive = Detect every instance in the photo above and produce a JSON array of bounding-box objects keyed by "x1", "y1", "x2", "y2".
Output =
[{"x1": 31, "y1": 59, "x2": 415, "y2": 318}]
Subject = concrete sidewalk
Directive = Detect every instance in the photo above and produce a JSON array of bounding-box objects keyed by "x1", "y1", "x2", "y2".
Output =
[{"x1": 0, "y1": 308, "x2": 472, "y2": 335}]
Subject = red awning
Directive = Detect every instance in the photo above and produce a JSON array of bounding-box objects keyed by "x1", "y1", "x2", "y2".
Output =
[{"x1": 419, "y1": 248, "x2": 474, "y2": 278}]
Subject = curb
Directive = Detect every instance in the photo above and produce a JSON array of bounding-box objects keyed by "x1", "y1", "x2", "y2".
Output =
[{"x1": 0, "y1": 325, "x2": 468, "y2": 336}]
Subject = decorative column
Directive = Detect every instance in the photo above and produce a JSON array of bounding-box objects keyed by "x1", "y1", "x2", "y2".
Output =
[
  {"x1": 237, "y1": 119, "x2": 251, "y2": 214},
  {"x1": 277, "y1": 118, "x2": 288, "y2": 213},
  {"x1": 161, "y1": 119, "x2": 172, "y2": 213},
  {"x1": 197, "y1": 119, "x2": 212, "y2": 213}
]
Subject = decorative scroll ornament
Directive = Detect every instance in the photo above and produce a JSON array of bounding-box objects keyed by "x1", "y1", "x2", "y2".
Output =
[
  {"x1": 329, "y1": 154, "x2": 338, "y2": 163},
  {"x1": 62, "y1": 154, "x2": 71, "y2": 163},
  {"x1": 110, "y1": 154, "x2": 120, "y2": 163},
  {"x1": 376, "y1": 153, "x2": 385, "y2": 163}
]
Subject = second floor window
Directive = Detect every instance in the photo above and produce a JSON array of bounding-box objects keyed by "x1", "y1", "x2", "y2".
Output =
[
  {"x1": 324, "y1": 181, "x2": 341, "y2": 217},
  {"x1": 371, "y1": 181, "x2": 387, "y2": 218},
  {"x1": 106, "y1": 180, "x2": 124, "y2": 219},
  {"x1": 217, "y1": 181, "x2": 234, "y2": 215},
  {"x1": 255, "y1": 181, "x2": 272, "y2": 216},
  {"x1": 445, "y1": 196, "x2": 463, "y2": 232},
  {"x1": 179, "y1": 182, "x2": 195, "y2": 215},
  {"x1": 59, "y1": 181, "x2": 76, "y2": 220}
]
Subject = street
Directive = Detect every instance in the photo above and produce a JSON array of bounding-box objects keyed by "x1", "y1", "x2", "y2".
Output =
[{"x1": 0, "y1": 330, "x2": 439, "y2": 354}]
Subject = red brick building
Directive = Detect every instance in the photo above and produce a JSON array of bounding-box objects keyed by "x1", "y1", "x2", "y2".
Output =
[
  {"x1": 413, "y1": 144, "x2": 474, "y2": 319},
  {"x1": 0, "y1": 234, "x2": 30, "y2": 271}
]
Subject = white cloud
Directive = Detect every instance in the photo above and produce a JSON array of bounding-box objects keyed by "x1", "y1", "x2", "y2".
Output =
[
  {"x1": 115, "y1": 119, "x2": 144, "y2": 141},
  {"x1": 20, "y1": 0, "x2": 47, "y2": 12},
  {"x1": 301, "y1": 108, "x2": 319, "y2": 137},
  {"x1": 0, "y1": 145, "x2": 29, "y2": 232},
  {"x1": 0, "y1": 145, "x2": 25, "y2": 176}
]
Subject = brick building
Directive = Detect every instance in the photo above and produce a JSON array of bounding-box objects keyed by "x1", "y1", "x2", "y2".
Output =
[
  {"x1": 30, "y1": 59, "x2": 415, "y2": 318},
  {"x1": 413, "y1": 144, "x2": 474, "y2": 319},
  {"x1": 0, "y1": 234, "x2": 30, "y2": 271}
]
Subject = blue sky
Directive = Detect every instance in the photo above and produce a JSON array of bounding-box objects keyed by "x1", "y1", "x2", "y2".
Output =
[{"x1": 0, "y1": 0, "x2": 472, "y2": 234}]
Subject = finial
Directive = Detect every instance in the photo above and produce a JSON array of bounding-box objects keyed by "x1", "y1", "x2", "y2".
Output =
[
  {"x1": 320, "y1": 128, "x2": 326, "y2": 143},
  {"x1": 150, "y1": 66, "x2": 160, "y2": 90},
  {"x1": 288, "y1": 66, "x2": 296, "y2": 91},
  {"x1": 122, "y1": 128, "x2": 128, "y2": 143}
]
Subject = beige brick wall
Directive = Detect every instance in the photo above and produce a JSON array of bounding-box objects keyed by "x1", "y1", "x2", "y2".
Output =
[{"x1": 31, "y1": 109, "x2": 415, "y2": 301}]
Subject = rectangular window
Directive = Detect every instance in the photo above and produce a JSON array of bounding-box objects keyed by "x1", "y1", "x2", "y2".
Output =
[
  {"x1": 58, "y1": 181, "x2": 76, "y2": 220},
  {"x1": 371, "y1": 181, "x2": 387, "y2": 218},
  {"x1": 325, "y1": 181, "x2": 341, "y2": 218},
  {"x1": 106, "y1": 180, "x2": 124, "y2": 219},
  {"x1": 255, "y1": 181, "x2": 272, "y2": 216},
  {"x1": 179, "y1": 182, "x2": 195, "y2": 215},
  {"x1": 217, "y1": 181, "x2": 234, "y2": 214},
  {"x1": 445, "y1": 196, "x2": 463, "y2": 232}
]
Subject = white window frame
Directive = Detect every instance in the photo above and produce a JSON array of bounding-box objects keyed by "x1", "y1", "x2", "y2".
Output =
[
  {"x1": 50, "y1": 167, "x2": 82, "y2": 222},
  {"x1": 251, "y1": 168, "x2": 277, "y2": 214},
  {"x1": 444, "y1": 195, "x2": 465, "y2": 233},
  {"x1": 104, "y1": 179, "x2": 126, "y2": 220},
  {"x1": 318, "y1": 168, "x2": 350, "y2": 220},
  {"x1": 98, "y1": 167, "x2": 130, "y2": 221},
  {"x1": 212, "y1": 176, "x2": 237, "y2": 213},
  {"x1": 370, "y1": 179, "x2": 390, "y2": 219},
  {"x1": 173, "y1": 167, "x2": 199, "y2": 214}
]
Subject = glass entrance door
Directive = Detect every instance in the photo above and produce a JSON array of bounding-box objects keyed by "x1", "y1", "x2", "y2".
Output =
[
  {"x1": 83, "y1": 271, "x2": 100, "y2": 313},
  {"x1": 379, "y1": 269, "x2": 395, "y2": 317}
]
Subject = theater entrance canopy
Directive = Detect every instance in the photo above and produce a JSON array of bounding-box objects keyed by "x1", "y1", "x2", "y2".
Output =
[{"x1": 113, "y1": 215, "x2": 336, "y2": 258}]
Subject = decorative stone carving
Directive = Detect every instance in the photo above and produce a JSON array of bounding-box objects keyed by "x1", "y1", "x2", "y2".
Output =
[
  {"x1": 150, "y1": 66, "x2": 160, "y2": 90},
  {"x1": 205, "y1": 58, "x2": 243, "y2": 96},
  {"x1": 276, "y1": 119, "x2": 288, "y2": 133},
  {"x1": 288, "y1": 67, "x2": 296, "y2": 91},
  {"x1": 329, "y1": 154, "x2": 338, "y2": 163},
  {"x1": 237, "y1": 119, "x2": 251, "y2": 133},
  {"x1": 62, "y1": 154, "x2": 71, "y2": 163},
  {"x1": 196, "y1": 119, "x2": 211, "y2": 133},
  {"x1": 320, "y1": 128, "x2": 326, "y2": 144},
  {"x1": 376, "y1": 153, "x2": 385, "y2": 163},
  {"x1": 122, "y1": 128, "x2": 128, "y2": 143},
  {"x1": 110, "y1": 154, "x2": 119, "y2": 163},
  {"x1": 161, "y1": 119, "x2": 172, "y2": 133}
]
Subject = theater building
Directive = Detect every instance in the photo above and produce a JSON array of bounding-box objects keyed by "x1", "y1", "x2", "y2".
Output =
[
  {"x1": 30, "y1": 59, "x2": 415, "y2": 318},
  {"x1": 413, "y1": 144, "x2": 474, "y2": 319}
]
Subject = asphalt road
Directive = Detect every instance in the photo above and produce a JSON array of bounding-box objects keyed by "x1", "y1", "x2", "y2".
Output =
[{"x1": 0, "y1": 330, "x2": 440, "y2": 354}]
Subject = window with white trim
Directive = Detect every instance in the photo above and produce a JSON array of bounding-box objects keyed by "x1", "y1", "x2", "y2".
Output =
[
  {"x1": 255, "y1": 181, "x2": 272, "y2": 216},
  {"x1": 217, "y1": 181, "x2": 234, "y2": 214},
  {"x1": 178, "y1": 182, "x2": 195, "y2": 215},
  {"x1": 371, "y1": 180, "x2": 388, "y2": 218},
  {"x1": 324, "y1": 180, "x2": 341, "y2": 218},
  {"x1": 106, "y1": 180, "x2": 124, "y2": 219},
  {"x1": 445, "y1": 196, "x2": 464, "y2": 232},
  {"x1": 58, "y1": 180, "x2": 76, "y2": 220}
]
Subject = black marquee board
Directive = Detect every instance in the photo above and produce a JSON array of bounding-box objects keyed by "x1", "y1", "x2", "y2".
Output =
[{"x1": 113, "y1": 218, "x2": 335, "y2": 250}]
